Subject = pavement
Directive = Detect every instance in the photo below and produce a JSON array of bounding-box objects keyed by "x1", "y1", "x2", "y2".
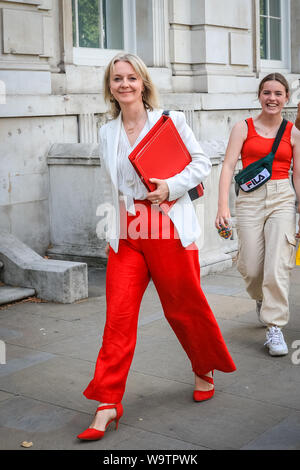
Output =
[{"x1": 0, "y1": 263, "x2": 300, "y2": 452}]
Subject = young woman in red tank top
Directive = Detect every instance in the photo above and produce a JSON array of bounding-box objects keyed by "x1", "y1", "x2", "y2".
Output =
[{"x1": 216, "y1": 73, "x2": 300, "y2": 356}]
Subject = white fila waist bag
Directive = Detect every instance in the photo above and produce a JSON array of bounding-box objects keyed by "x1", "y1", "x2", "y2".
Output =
[{"x1": 235, "y1": 119, "x2": 288, "y2": 195}]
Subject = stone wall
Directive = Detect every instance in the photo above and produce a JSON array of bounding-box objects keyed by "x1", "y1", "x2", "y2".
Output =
[
  {"x1": 0, "y1": 115, "x2": 78, "y2": 254},
  {"x1": 169, "y1": 0, "x2": 253, "y2": 93},
  {"x1": 46, "y1": 141, "x2": 238, "y2": 273},
  {"x1": 0, "y1": 0, "x2": 299, "y2": 270}
]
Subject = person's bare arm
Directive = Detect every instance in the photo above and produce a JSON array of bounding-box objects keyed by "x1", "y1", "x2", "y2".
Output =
[{"x1": 215, "y1": 121, "x2": 247, "y2": 229}]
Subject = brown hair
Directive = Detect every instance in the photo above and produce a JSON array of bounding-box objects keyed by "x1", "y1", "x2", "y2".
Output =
[
  {"x1": 258, "y1": 73, "x2": 290, "y2": 98},
  {"x1": 103, "y1": 53, "x2": 160, "y2": 119}
]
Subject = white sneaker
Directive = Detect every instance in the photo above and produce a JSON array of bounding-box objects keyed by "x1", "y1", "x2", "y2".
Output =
[
  {"x1": 264, "y1": 326, "x2": 288, "y2": 356},
  {"x1": 256, "y1": 301, "x2": 266, "y2": 325}
]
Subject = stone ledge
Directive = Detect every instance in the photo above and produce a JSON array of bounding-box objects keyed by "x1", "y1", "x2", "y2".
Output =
[
  {"x1": 199, "y1": 241, "x2": 238, "y2": 277},
  {"x1": 1, "y1": 91, "x2": 298, "y2": 119},
  {"x1": 0, "y1": 286, "x2": 36, "y2": 306},
  {"x1": 0, "y1": 231, "x2": 88, "y2": 303},
  {"x1": 47, "y1": 143, "x2": 100, "y2": 166},
  {"x1": 47, "y1": 244, "x2": 107, "y2": 268},
  {"x1": 46, "y1": 141, "x2": 235, "y2": 275},
  {"x1": 47, "y1": 141, "x2": 224, "y2": 166}
]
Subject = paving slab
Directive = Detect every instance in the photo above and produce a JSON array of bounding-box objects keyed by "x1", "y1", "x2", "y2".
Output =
[
  {"x1": 0, "y1": 297, "x2": 103, "y2": 322},
  {"x1": 123, "y1": 372, "x2": 291, "y2": 450},
  {"x1": 0, "y1": 350, "x2": 55, "y2": 379},
  {"x1": 0, "y1": 396, "x2": 207, "y2": 451},
  {"x1": 0, "y1": 390, "x2": 13, "y2": 403},
  {"x1": 0, "y1": 396, "x2": 78, "y2": 433},
  {"x1": 1, "y1": 264, "x2": 300, "y2": 450},
  {"x1": 0, "y1": 310, "x2": 103, "y2": 350},
  {"x1": 0, "y1": 344, "x2": 93, "y2": 412},
  {"x1": 88, "y1": 267, "x2": 107, "y2": 298},
  {"x1": 223, "y1": 364, "x2": 300, "y2": 410},
  {"x1": 201, "y1": 274, "x2": 247, "y2": 296},
  {"x1": 39, "y1": 330, "x2": 104, "y2": 362},
  {"x1": 241, "y1": 412, "x2": 300, "y2": 450},
  {"x1": 204, "y1": 292, "x2": 254, "y2": 320}
]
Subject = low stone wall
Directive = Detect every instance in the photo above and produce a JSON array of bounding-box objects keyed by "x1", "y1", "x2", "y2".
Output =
[
  {"x1": 47, "y1": 142, "x2": 238, "y2": 274},
  {"x1": 0, "y1": 230, "x2": 88, "y2": 303}
]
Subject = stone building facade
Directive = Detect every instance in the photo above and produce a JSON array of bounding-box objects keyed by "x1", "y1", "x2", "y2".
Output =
[{"x1": 0, "y1": 0, "x2": 299, "y2": 274}]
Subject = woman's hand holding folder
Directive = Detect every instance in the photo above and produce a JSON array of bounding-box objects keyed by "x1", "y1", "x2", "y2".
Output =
[{"x1": 146, "y1": 178, "x2": 169, "y2": 204}]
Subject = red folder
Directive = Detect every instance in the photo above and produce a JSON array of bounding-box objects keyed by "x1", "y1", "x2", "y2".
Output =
[{"x1": 128, "y1": 112, "x2": 204, "y2": 211}]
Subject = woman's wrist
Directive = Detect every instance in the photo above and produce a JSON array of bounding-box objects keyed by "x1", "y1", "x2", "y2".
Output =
[{"x1": 217, "y1": 202, "x2": 229, "y2": 212}]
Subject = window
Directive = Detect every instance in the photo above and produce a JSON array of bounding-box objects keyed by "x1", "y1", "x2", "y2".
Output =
[
  {"x1": 259, "y1": 0, "x2": 290, "y2": 70},
  {"x1": 72, "y1": 0, "x2": 136, "y2": 66},
  {"x1": 260, "y1": 0, "x2": 281, "y2": 61}
]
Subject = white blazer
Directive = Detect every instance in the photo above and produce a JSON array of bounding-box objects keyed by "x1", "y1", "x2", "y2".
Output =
[{"x1": 98, "y1": 109, "x2": 212, "y2": 253}]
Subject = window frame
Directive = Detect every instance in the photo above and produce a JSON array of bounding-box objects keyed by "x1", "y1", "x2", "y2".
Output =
[
  {"x1": 259, "y1": 0, "x2": 291, "y2": 71},
  {"x1": 72, "y1": 0, "x2": 136, "y2": 67}
]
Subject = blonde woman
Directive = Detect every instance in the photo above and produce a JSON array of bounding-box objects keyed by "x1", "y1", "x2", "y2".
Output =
[{"x1": 77, "y1": 53, "x2": 236, "y2": 441}]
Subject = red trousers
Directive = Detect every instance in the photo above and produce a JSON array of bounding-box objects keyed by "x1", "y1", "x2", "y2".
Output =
[{"x1": 83, "y1": 201, "x2": 236, "y2": 403}]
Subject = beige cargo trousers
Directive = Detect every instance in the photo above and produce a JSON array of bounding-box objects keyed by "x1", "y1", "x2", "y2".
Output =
[{"x1": 236, "y1": 179, "x2": 297, "y2": 327}]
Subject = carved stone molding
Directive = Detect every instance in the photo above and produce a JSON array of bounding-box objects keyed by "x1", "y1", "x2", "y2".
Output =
[
  {"x1": 78, "y1": 113, "x2": 98, "y2": 144},
  {"x1": 152, "y1": 0, "x2": 167, "y2": 67}
]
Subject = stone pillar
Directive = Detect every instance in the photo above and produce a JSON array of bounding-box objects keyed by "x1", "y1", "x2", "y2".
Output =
[
  {"x1": 135, "y1": 0, "x2": 171, "y2": 92},
  {"x1": 136, "y1": 0, "x2": 167, "y2": 67},
  {"x1": 291, "y1": 0, "x2": 300, "y2": 74},
  {"x1": 170, "y1": 0, "x2": 254, "y2": 93},
  {"x1": 195, "y1": 143, "x2": 238, "y2": 276},
  {"x1": 61, "y1": 0, "x2": 74, "y2": 66},
  {"x1": 47, "y1": 143, "x2": 107, "y2": 266},
  {"x1": 78, "y1": 114, "x2": 98, "y2": 143},
  {"x1": 152, "y1": 0, "x2": 167, "y2": 67}
]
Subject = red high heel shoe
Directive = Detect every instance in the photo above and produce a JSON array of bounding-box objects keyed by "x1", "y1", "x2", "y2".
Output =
[
  {"x1": 77, "y1": 403, "x2": 123, "y2": 441},
  {"x1": 193, "y1": 372, "x2": 214, "y2": 402}
]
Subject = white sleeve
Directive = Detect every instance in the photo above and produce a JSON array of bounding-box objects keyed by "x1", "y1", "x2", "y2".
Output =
[
  {"x1": 164, "y1": 111, "x2": 212, "y2": 201},
  {"x1": 97, "y1": 130, "x2": 115, "y2": 242},
  {"x1": 99, "y1": 129, "x2": 113, "y2": 204}
]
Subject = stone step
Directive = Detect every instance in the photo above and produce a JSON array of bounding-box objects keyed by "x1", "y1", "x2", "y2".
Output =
[
  {"x1": 0, "y1": 285, "x2": 36, "y2": 306},
  {"x1": 0, "y1": 231, "x2": 87, "y2": 304}
]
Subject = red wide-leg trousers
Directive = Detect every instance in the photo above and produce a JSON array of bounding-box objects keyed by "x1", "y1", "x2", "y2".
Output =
[{"x1": 83, "y1": 201, "x2": 236, "y2": 403}]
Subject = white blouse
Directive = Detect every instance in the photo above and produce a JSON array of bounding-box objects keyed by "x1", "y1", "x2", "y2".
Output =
[{"x1": 117, "y1": 120, "x2": 150, "y2": 214}]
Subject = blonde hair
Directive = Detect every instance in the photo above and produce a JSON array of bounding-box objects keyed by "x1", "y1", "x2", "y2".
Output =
[{"x1": 103, "y1": 53, "x2": 160, "y2": 119}]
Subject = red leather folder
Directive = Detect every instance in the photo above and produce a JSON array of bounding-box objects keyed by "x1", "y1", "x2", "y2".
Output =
[{"x1": 128, "y1": 112, "x2": 204, "y2": 211}]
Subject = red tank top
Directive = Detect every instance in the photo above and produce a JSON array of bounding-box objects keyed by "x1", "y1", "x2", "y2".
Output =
[{"x1": 241, "y1": 118, "x2": 293, "y2": 180}]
